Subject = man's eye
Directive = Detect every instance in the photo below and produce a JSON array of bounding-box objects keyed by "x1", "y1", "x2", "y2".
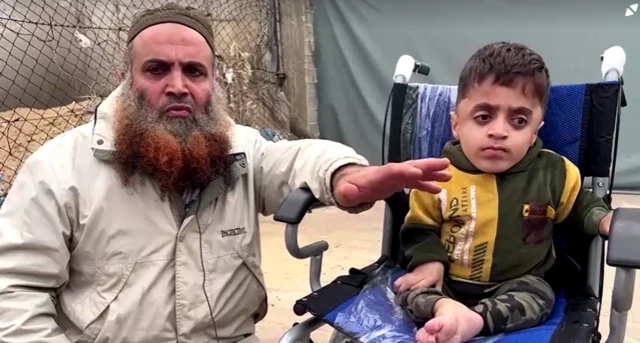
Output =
[
  {"x1": 147, "y1": 66, "x2": 164, "y2": 74},
  {"x1": 187, "y1": 68, "x2": 204, "y2": 76}
]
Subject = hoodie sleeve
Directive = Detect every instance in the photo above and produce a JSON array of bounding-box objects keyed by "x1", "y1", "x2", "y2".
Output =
[
  {"x1": 555, "y1": 156, "x2": 611, "y2": 235},
  {"x1": 401, "y1": 189, "x2": 449, "y2": 271}
]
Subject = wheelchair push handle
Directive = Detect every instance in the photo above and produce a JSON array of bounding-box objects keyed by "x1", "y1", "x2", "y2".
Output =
[
  {"x1": 393, "y1": 54, "x2": 431, "y2": 84},
  {"x1": 601, "y1": 46, "x2": 625, "y2": 80}
]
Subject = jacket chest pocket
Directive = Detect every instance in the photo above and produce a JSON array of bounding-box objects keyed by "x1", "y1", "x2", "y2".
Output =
[
  {"x1": 204, "y1": 247, "x2": 268, "y2": 334},
  {"x1": 58, "y1": 262, "x2": 136, "y2": 343},
  {"x1": 521, "y1": 202, "x2": 556, "y2": 245},
  {"x1": 199, "y1": 211, "x2": 267, "y2": 333}
]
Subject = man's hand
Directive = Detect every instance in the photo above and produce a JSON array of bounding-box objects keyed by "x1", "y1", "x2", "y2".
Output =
[
  {"x1": 599, "y1": 211, "x2": 613, "y2": 236},
  {"x1": 393, "y1": 261, "x2": 445, "y2": 293},
  {"x1": 332, "y1": 158, "x2": 451, "y2": 208}
]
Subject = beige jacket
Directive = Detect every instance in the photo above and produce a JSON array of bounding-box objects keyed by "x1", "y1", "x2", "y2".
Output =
[{"x1": 0, "y1": 86, "x2": 369, "y2": 343}]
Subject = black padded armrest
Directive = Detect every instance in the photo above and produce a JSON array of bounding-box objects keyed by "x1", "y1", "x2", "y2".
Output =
[
  {"x1": 273, "y1": 188, "x2": 322, "y2": 224},
  {"x1": 606, "y1": 207, "x2": 640, "y2": 268}
]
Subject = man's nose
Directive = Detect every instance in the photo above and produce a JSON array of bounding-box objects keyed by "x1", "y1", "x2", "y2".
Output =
[{"x1": 165, "y1": 70, "x2": 189, "y2": 97}]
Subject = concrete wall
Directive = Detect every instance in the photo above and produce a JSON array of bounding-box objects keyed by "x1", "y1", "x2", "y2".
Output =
[
  {"x1": 303, "y1": 1, "x2": 318, "y2": 137},
  {"x1": 278, "y1": 0, "x2": 319, "y2": 137},
  {"x1": 0, "y1": 0, "x2": 275, "y2": 111}
]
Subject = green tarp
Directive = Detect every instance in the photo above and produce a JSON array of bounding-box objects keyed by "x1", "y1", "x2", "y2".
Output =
[{"x1": 313, "y1": 0, "x2": 640, "y2": 191}]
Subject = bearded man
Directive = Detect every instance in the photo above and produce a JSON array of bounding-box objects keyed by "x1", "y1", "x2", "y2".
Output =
[{"x1": 0, "y1": 3, "x2": 451, "y2": 343}]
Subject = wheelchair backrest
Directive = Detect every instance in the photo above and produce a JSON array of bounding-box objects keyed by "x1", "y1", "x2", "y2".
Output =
[{"x1": 400, "y1": 81, "x2": 621, "y2": 179}]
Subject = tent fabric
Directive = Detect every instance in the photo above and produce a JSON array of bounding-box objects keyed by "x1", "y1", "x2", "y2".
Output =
[{"x1": 312, "y1": 0, "x2": 639, "y2": 191}]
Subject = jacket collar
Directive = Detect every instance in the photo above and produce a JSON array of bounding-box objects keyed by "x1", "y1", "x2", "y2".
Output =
[
  {"x1": 90, "y1": 85, "x2": 122, "y2": 160},
  {"x1": 442, "y1": 138, "x2": 543, "y2": 175}
]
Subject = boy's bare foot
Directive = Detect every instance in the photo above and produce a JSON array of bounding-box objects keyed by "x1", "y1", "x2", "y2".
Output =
[{"x1": 415, "y1": 298, "x2": 484, "y2": 343}]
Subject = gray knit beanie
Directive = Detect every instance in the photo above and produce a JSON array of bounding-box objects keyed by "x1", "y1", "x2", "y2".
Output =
[{"x1": 127, "y1": 3, "x2": 215, "y2": 52}]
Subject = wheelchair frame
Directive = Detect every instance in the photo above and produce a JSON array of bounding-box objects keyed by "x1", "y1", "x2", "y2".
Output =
[{"x1": 274, "y1": 46, "x2": 634, "y2": 343}]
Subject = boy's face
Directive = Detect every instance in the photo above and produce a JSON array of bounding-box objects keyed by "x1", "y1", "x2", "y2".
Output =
[{"x1": 451, "y1": 80, "x2": 544, "y2": 173}]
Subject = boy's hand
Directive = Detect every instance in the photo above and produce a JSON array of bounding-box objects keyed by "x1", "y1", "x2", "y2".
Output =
[
  {"x1": 393, "y1": 261, "x2": 445, "y2": 293},
  {"x1": 599, "y1": 211, "x2": 613, "y2": 236}
]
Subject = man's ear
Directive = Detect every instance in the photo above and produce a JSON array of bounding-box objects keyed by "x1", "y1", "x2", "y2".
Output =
[{"x1": 450, "y1": 111, "x2": 459, "y2": 140}]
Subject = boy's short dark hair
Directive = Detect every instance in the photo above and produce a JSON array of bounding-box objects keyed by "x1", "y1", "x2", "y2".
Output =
[{"x1": 456, "y1": 41, "x2": 551, "y2": 111}]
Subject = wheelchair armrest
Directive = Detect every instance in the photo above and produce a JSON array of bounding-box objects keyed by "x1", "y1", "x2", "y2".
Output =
[
  {"x1": 273, "y1": 187, "x2": 330, "y2": 291},
  {"x1": 606, "y1": 207, "x2": 640, "y2": 268},
  {"x1": 273, "y1": 187, "x2": 329, "y2": 259},
  {"x1": 274, "y1": 187, "x2": 322, "y2": 225},
  {"x1": 604, "y1": 207, "x2": 638, "y2": 343}
]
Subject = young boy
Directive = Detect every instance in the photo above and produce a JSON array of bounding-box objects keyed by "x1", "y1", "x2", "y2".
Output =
[{"x1": 392, "y1": 41, "x2": 613, "y2": 343}]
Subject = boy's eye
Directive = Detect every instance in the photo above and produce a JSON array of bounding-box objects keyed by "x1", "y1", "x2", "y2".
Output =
[
  {"x1": 474, "y1": 113, "x2": 492, "y2": 123},
  {"x1": 511, "y1": 117, "x2": 528, "y2": 127}
]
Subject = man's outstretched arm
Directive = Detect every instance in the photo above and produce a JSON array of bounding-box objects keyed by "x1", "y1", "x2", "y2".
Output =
[
  {"x1": 251, "y1": 128, "x2": 371, "y2": 216},
  {"x1": 251, "y1": 127, "x2": 451, "y2": 215},
  {"x1": 0, "y1": 153, "x2": 73, "y2": 342}
]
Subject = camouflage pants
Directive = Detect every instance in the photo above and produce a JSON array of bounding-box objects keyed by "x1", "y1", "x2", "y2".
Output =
[{"x1": 396, "y1": 275, "x2": 555, "y2": 336}]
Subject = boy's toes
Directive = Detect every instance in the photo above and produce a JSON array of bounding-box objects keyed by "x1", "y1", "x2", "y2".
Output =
[
  {"x1": 425, "y1": 318, "x2": 445, "y2": 335},
  {"x1": 434, "y1": 315, "x2": 461, "y2": 342},
  {"x1": 416, "y1": 327, "x2": 437, "y2": 343}
]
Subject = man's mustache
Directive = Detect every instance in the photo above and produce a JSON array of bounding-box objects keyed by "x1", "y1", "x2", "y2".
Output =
[
  {"x1": 133, "y1": 90, "x2": 197, "y2": 116},
  {"x1": 161, "y1": 96, "x2": 196, "y2": 114}
]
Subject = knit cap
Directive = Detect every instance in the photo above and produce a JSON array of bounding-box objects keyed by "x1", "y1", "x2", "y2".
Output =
[{"x1": 127, "y1": 3, "x2": 215, "y2": 52}]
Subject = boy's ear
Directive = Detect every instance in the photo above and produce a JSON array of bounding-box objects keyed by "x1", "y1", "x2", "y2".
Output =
[
  {"x1": 450, "y1": 111, "x2": 459, "y2": 140},
  {"x1": 531, "y1": 120, "x2": 545, "y2": 145}
]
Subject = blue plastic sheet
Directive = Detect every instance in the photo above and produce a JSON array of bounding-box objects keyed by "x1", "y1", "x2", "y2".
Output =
[
  {"x1": 326, "y1": 263, "x2": 564, "y2": 343},
  {"x1": 329, "y1": 264, "x2": 417, "y2": 343}
]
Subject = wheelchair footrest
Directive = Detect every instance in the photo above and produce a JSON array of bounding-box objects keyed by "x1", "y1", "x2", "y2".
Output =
[
  {"x1": 549, "y1": 291, "x2": 600, "y2": 343},
  {"x1": 293, "y1": 256, "x2": 392, "y2": 317},
  {"x1": 293, "y1": 269, "x2": 369, "y2": 317}
]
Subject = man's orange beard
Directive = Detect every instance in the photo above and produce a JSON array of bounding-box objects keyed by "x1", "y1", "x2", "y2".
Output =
[{"x1": 111, "y1": 84, "x2": 232, "y2": 195}]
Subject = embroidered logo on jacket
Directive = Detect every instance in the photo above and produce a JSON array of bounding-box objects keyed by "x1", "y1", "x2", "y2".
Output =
[
  {"x1": 221, "y1": 227, "x2": 247, "y2": 237},
  {"x1": 439, "y1": 186, "x2": 478, "y2": 268}
]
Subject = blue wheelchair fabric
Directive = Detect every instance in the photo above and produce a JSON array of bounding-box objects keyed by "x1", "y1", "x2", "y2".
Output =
[
  {"x1": 411, "y1": 82, "x2": 587, "y2": 165},
  {"x1": 320, "y1": 82, "x2": 605, "y2": 343}
]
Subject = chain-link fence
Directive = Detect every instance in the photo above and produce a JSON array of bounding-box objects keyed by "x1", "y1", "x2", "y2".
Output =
[{"x1": 0, "y1": 0, "x2": 298, "y2": 200}]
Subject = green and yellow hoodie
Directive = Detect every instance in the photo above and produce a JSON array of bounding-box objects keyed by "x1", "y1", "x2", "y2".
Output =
[{"x1": 401, "y1": 138, "x2": 610, "y2": 285}]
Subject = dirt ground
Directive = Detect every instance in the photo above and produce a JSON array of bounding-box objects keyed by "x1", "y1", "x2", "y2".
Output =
[
  {"x1": 255, "y1": 195, "x2": 640, "y2": 343},
  {"x1": 0, "y1": 101, "x2": 94, "y2": 191},
  {"x1": 2, "y1": 103, "x2": 639, "y2": 343}
]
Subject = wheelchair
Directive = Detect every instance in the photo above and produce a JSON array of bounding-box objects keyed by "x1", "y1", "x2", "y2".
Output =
[{"x1": 274, "y1": 45, "x2": 635, "y2": 343}]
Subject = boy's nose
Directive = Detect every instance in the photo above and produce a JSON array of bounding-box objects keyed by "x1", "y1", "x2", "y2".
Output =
[{"x1": 488, "y1": 122, "x2": 509, "y2": 139}]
